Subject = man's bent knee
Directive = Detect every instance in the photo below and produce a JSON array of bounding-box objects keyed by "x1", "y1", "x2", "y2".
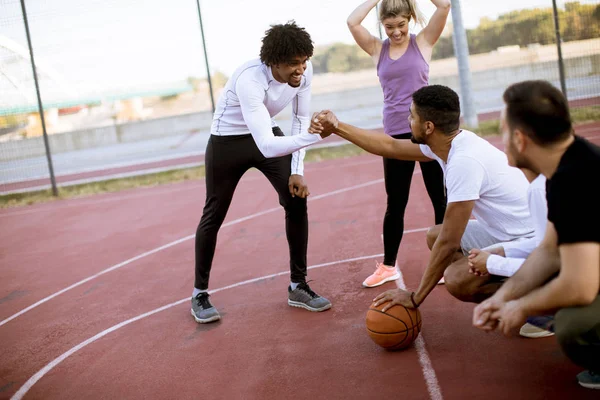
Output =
[
  {"x1": 426, "y1": 225, "x2": 442, "y2": 250},
  {"x1": 281, "y1": 195, "x2": 307, "y2": 215},
  {"x1": 444, "y1": 260, "x2": 482, "y2": 303}
]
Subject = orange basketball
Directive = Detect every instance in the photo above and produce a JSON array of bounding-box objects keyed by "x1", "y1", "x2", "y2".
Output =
[{"x1": 366, "y1": 301, "x2": 422, "y2": 350}]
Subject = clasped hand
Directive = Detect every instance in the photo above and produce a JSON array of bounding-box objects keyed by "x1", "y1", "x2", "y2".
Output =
[{"x1": 308, "y1": 110, "x2": 339, "y2": 138}]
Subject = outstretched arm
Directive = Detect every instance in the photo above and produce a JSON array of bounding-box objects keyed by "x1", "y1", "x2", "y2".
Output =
[
  {"x1": 237, "y1": 78, "x2": 323, "y2": 158},
  {"x1": 310, "y1": 111, "x2": 431, "y2": 161}
]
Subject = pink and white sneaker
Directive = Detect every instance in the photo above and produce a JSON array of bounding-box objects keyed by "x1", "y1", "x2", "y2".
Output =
[{"x1": 362, "y1": 262, "x2": 400, "y2": 288}]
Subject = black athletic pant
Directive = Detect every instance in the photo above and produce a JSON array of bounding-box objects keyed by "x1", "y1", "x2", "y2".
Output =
[
  {"x1": 382, "y1": 133, "x2": 447, "y2": 266},
  {"x1": 194, "y1": 127, "x2": 308, "y2": 289},
  {"x1": 555, "y1": 294, "x2": 600, "y2": 373}
]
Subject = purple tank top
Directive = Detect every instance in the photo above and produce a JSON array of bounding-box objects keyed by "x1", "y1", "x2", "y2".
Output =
[{"x1": 377, "y1": 34, "x2": 429, "y2": 136}]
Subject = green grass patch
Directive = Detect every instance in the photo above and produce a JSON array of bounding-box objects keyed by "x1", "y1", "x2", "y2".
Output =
[
  {"x1": 1, "y1": 143, "x2": 367, "y2": 209},
  {"x1": 303, "y1": 143, "x2": 366, "y2": 163},
  {"x1": 0, "y1": 166, "x2": 206, "y2": 209},
  {"x1": 466, "y1": 119, "x2": 501, "y2": 137},
  {"x1": 571, "y1": 105, "x2": 600, "y2": 124}
]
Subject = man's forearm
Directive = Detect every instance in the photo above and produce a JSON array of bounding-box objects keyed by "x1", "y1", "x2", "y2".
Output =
[
  {"x1": 291, "y1": 148, "x2": 306, "y2": 176},
  {"x1": 518, "y1": 277, "x2": 584, "y2": 317},
  {"x1": 335, "y1": 122, "x2": 397, "y2": 158},
  {"x1": 413, "y1": 240, "x2": 460, "y2": 305},
  {"x1": 335, "y1": 122, "x2": 429, "y2": 161},
  {"x1": 496, "y1": 245, "x2": 560, "y2": 301}
]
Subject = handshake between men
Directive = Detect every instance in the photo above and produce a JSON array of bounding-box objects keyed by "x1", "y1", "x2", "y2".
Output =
[{"x1": 309, "y1": 111, "x2": 339, "y2": 137}]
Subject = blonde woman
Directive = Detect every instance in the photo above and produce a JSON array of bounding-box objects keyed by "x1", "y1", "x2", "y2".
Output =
[{"x1": 347, "y1": 0, "x2": 451, "y2": 287}]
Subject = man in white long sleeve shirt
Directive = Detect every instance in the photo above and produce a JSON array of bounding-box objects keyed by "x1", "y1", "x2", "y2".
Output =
[
  {"x1": 468, "y1": 171, "x2": 546, "y2": 278},
  {"x1": 191, "y1": 21, "x2": 331, "y2": 324},
  {"x1": 468, "y1": 169, "x2": 554, "y2": 338}
]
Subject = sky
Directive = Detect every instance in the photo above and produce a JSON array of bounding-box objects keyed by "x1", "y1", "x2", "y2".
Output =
[{"x1": 0, "y1": 0, "x2": 584, "y2": 107}]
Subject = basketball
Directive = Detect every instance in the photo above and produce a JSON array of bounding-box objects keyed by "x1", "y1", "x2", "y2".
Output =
[{"x1": 366, "y1": 302, "x2": 422, "y2": 350}]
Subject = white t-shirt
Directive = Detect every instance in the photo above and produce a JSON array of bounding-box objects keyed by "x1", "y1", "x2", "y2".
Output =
[
  {"x1": 210, "y1": 59, "x2": 321, "y2": 175},
  {"x1": 420, "y1": 130, "x2": 534, "y2": 241},
  {"x1": 486, "y1": 174, "x2": 548, "y2": 277}
]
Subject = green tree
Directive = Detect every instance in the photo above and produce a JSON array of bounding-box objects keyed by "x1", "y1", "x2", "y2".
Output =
[
  {"x1": 431, "y1": 2, "x2": 599, "y2": 60},
  {"x1": 312, "y1": 43, "x2": 372, "y2": 74}
]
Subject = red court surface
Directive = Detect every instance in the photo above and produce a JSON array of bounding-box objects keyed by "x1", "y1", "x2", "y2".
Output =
[{"x1": 1, "y1": 124, "x2": 599, "y2": 400}]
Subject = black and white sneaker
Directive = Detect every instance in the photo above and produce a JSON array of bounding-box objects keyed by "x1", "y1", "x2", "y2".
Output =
[
  {"x1": 577, "y1": 370, "x2": 600, "y2": 389},
  {"x1": 288, "y1": 282, "x2": 332, "y2": 312},
  {"x1": 191, "y1": 292, "x2": 221, "y2": 323}
]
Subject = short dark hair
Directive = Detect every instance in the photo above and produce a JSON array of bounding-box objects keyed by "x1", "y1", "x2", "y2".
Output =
[
  {"x1": 260, "y1": 21, "x2": 313, "y2": 66},
  {"x1": 412, "y1": 85, "x2": 461, "y2": 133},
  {"x1": 503, "y1": 80, "x2": 572, "y2": 145}
]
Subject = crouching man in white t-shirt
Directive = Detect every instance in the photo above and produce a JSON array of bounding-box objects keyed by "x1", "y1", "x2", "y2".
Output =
[{"x1": 308, "y1": 84, "x2": 534, "y2": 311}]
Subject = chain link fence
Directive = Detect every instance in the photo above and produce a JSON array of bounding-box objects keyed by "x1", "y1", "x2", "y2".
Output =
[
  {"x1": 432, "y1": 0, "x2": 600, "y2": 117},
  {"x1": 1, "y1": 0, "x2": 599, "y2": 195}
]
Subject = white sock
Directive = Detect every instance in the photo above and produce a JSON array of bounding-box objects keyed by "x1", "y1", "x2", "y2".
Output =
[
  {"x1": 290, "y1": 282, "x2": 299, "y2": 290},
  {"x1": 192, "y1": 288, "x2": 208, "y2": 297}
]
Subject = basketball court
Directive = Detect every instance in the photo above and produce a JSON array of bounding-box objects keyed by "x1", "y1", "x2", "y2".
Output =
[{"x1": 1, "y1": 123, "x2": 600, "y2": 399}]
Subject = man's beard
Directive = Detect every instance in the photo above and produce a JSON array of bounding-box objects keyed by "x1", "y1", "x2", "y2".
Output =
[
  {"x1": 508, "y1": 143, "x2": 537, "y2": 172},
  {"x1": 410, "y1": 132, "x2": 426, "y2": 144},
  {"x1": 513, "y1": 153, "x2": 536, "y2": 172}
]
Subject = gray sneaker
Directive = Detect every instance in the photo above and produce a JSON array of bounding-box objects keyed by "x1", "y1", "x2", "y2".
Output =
[
  {"x1": 288, "y1": 282, "x2": 332, "y2": 312},
  {"x1": 191, "y1": 292, "x2": 221, "y2": 323}
]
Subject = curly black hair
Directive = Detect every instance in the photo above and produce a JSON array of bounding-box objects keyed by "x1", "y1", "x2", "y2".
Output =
[
  {"x1": 412, "y1": 85, "x2": 461, "y2": 134},
  {"x1": 260, "y1": 20, "x2": 313, "y2": 66}
]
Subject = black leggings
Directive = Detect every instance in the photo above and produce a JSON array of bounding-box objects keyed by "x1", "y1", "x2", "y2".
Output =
[
  {"x1": 194, "y1": 128, "x2": 308, "y2": 289},
  {"x1": 382, "y1": 133, "x2": 447, "y2": 266}
]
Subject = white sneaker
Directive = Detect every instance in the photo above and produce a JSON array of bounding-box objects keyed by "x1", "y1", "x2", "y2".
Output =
[{"x1": 519, "y1": 323, "x2": 554, "y2": 338}]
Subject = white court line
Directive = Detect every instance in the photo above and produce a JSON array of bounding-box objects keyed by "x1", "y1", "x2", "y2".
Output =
[
  {"x1": 394, "y1": 265, "x2": 443, "y2": 400},
  {"x1": 380, "y1": 233, "x2": 443, "y2": 400},
  {"x1": 10, "y1": 252, "x2": 386, "y2": 400},
  {"x1": 0, "y1": 176, "x2": 389, "y2": 327},
  {"x1": 1, "y1": 167, "x2": 423, "y2": 326}
]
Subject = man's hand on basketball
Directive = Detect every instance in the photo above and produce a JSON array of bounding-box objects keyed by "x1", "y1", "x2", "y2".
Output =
[
  {"x1": 309, "y1": 110, "x2": 338, "y2": 138},
  {"x1": 288, "y1": 174, "x2": 310, "y2": 198},
  {"x1": 468, "y1": 248, "x2": 490, "y2": 276},
  {"x1": 373, "y1": 288, "x2": 415, "y2": 311}
]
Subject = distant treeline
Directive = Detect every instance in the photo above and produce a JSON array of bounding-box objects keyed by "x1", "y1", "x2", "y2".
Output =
[{"x1": 433, "y1": 2, "x2": 600, "y2": 59}]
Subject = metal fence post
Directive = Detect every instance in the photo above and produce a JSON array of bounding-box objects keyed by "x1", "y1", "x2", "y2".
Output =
[
  {"x1": 551, "y1": 0, "x2": 568, "y2": 98},
  {"x1": 450, "y1": 0, "x2": 478, "y2": 128},
  {"x1": 20, "y1": 0, "x2": 58, "y2": 196},
  {"x1": 195, "y1": 0, "x2": 215, "y2": 114}
]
